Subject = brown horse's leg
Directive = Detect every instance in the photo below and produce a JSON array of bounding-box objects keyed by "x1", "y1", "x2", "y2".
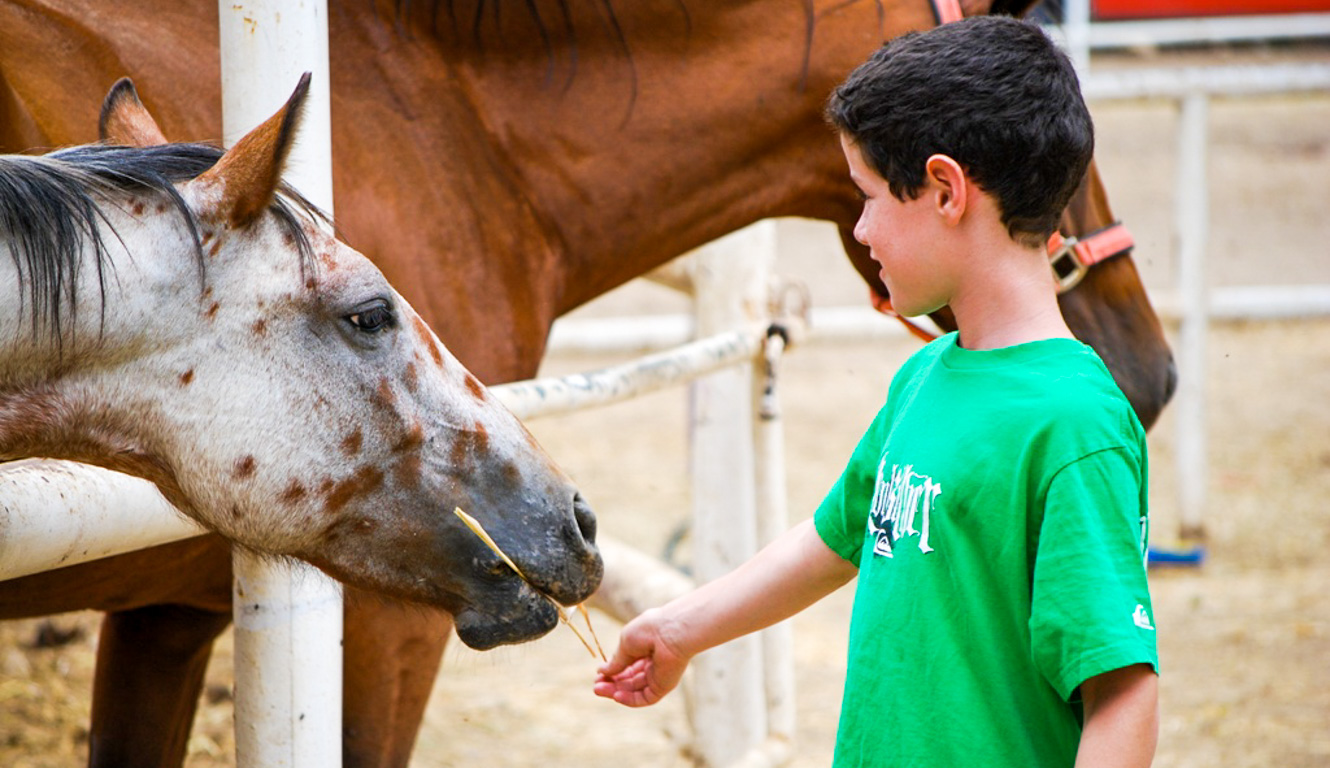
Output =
[
  {"x1": 88, "y1": 603, "x2": 232, "y2": 768},
  {"x1": 0, "y1": 534, "x2": 234, "y2": 768},
  {"x1": 342, "y1": 587, "x2": 452, "y2": 768}
]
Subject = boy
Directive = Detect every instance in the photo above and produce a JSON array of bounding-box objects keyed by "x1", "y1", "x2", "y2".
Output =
[{"x1": 593, "y1": 16, "x2": 1159, "y2": 768}]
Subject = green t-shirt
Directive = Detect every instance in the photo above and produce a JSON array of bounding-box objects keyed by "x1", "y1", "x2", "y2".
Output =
[{"x1": 814, "y1": 333, "x2": 1158, "y2": 768}]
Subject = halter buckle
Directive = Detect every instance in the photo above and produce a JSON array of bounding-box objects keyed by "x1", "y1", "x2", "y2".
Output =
[{"x1": 1048, "y1": 233, "x2": 1091, "y2": 294}]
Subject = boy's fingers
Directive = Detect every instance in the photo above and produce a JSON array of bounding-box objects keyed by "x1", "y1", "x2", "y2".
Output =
[
  {"x1": 615, "y1": 685, "x2": 663, "y2": 708},
  {"x1": 597, "y1": 652, "x2": 641, "y2": 678}
]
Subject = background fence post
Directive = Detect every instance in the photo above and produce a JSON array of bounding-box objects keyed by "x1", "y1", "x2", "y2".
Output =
[
  {"x1": 217, "y1": 3, "x2": 343, "y2": 766},
  {"x1": 1174, "y1": 91, "x2": 1210, "y2": 542},
  {"x1": 748, "y1": 222, "x2": 797, "y2": 752},
  {"x1": 687, "y1": 226, "x2": 771, "y2": 766}
]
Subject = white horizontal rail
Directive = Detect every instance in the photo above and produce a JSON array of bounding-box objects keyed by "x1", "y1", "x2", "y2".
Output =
[
  {"x1": 494, "y1": 328, "x2": 765, "y2": 420},
  {"x1": 547, "y1": 306, "x2": 910, "y2": 356},
  {"x1": 1082, "y1": 62, "x2": 1330, "y2": 101},
  {"x1": 1087, "y1": 13, "x2": 1330, "y2": 49},
  {"x1": 1152, "y1": 284, "x2": 1330, "y2": 321},
  {"x1": 0, "y1": 459, "x2": 204, "y2": 580}
]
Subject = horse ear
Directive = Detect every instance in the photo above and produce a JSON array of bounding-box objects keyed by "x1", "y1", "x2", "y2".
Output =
[
  {"x1": 188, "y1": 72, "x2": 311, "y2": 228},
  {"x1": 99, "y1": 78, "x2": 168, "y2": 147}
]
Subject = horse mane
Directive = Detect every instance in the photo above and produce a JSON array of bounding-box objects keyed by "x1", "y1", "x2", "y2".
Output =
[
  {"x1": 390, "y1": 0, "x2": 1036, "y2": 110},
  {"x1": 392, "y1": 0, "x2": 669, "y2": 119},
  {"x1": 0, "y1": 143, "x2": 322, "y2": 350}
]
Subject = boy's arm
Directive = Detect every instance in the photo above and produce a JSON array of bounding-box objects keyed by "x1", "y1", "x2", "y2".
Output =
[
  {"x1": 593, "y1": 518, "x2": 857, "y2": 707},
  {"x1": 1074, "y1": 663, "x2": 1159, "y2": 768}
]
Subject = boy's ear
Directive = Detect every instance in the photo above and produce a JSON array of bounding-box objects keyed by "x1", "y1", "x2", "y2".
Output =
[{"x1": 924, "y1": 154, "x2": 968, "y2": 225}]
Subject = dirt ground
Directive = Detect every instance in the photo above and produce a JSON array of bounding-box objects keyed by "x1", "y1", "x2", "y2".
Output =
[{"x1": 2, "y1": 44, "x2": 1329, "y2": 768}]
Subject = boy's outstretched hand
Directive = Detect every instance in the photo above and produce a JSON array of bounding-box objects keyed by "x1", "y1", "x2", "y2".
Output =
[
  {"x1": 593, "y1": 607, "x2": 691, "y2": 707},
  {"x1": 593, "y1": 520, "x2": 857, "y2": 708}
]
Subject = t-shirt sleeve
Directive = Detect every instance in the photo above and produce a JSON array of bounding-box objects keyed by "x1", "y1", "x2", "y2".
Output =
[
  {"x1": 1029, "y1": 446, "x2": 1159, "y2": 701},
  {"x1": 813, "y1": 405, "x2": 890, "y2": 568}
]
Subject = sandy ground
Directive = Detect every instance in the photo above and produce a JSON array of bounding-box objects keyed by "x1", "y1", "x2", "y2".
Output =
[{"x1": 2, "y1": 44, "x2": 1329, "y2": 768}]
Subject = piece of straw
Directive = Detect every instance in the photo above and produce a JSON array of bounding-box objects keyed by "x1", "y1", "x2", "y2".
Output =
[{"x1": 453, "y1": 507, "x2": 605, "y2": 661}]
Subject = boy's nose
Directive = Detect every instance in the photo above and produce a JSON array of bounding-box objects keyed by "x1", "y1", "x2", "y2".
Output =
[{"x1": 853, "y1": 215, "x2": 869, "y2": 246}]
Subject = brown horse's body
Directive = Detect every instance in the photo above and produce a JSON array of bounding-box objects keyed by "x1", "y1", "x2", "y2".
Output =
[{"x1": 0, "y1": 1, "x2": 1173, "y2": 766}]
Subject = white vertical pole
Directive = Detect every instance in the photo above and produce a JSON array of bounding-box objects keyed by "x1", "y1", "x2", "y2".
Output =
[
  {"x1": 688, "y1": 225, "x2": 770, "y2": 766},
  {"x1": 1064, "y1": 0, "x2": 1092, "y2": 75},
  {"x1": 748, "y1": 223, "x2": 796, "y2": 746},
  {"x1": 1175, "y1": 92, "x2": 1209, "y2": 541},
  {"x1": 231, "y1": 554, "x2": 343, "y2": 767},
  {"x1": 218, "y1": 3, "x2": 343, "y2": 767}
]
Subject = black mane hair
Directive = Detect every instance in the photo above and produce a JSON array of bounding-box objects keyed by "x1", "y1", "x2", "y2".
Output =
[{"x1": 0, "y1": 142, "x2": 323, "y2": 350}]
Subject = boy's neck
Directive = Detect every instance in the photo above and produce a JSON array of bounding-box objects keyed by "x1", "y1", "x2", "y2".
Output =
[{"x1": 947, "y1": 238, "x2": 1075, "y2": 352}]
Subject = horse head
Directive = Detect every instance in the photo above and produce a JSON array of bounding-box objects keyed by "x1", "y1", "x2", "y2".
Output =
[{"x1": 0, "y1": 77, "x2": 602, "y2": 649}]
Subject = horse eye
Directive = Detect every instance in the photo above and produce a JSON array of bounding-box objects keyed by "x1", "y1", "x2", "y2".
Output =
[{"x1": 346, "y1": 303, "x2": 396, "y2": 333}]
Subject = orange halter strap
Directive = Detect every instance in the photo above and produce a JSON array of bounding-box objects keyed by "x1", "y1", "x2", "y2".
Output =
[
  {"x1": 931, "y1": 0, "x2": 965, "y2": 24},
  {"x1": 1047, "y1": 221, "x2": 1135, "y2": 293}
]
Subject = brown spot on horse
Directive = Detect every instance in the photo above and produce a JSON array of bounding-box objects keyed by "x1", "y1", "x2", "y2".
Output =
[
  {"x1": 393, "y1": 453, "x2": 422, "y2": 490},
  {"x1": 279, "y1": 480, "x2": 307, "y2": 505},
  {"x1": 448, "y1": 423, "x2": 490, "y2": 469},
  {"x1": 371, "y1": 378, "x2": 396, "y2": 411},
  {"x1": 323, "y1": 465, "x2": 385, "y2": 516},
  {"x1": 341, "y1": 428, "x2": 364, "y2": 457},
  {"x1": 179, "y1": 369, "x2": 194, "y2": 386},
  {"x1": 403, "y1": 361, "x2": 418, "y2": 393},
  {"x1": 464, "y1": 374, "x2": 486, "y2": 401},
  {"x1": 205, "y1": 301, "x2": 219, "y2": 319},
  {"x1": 231, "y1": 455, "x2": 257, "y2": 480},
  {"x1": 412, "y1": 316, "x2": 443, "y2": 368},
  {"x1": 393, "y1": 422, "x2": 424, "y2": 454},
  {"x1": 251, "y1": 318, "x2": 267, "y2": 335}
]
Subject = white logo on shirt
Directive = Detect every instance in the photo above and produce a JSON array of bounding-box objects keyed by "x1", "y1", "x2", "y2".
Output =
[
  {"x1": 1132, "y1": 604, "x2": 1155, "y2": 631},
  {"x1": 867, "y1": 460, "x2": 942, "y2": 558}
]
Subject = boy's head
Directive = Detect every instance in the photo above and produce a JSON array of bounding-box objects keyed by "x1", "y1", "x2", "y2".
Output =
[{"x1": 826, "y1": 16, "x2": 1092, "y2": 248}]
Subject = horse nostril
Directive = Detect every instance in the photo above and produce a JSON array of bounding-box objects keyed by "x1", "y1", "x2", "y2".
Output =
[{"x1": 572, "y1": 493, "x2": 597, "y2": 545}]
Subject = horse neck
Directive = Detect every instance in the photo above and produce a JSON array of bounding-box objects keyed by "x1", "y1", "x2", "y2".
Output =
[
  {"x1": 1061, "y1": 160, "x2": 1116, "y2": 235},
  {"x1": 426, "y1": 0, "x2": 952, "y2": 311}
]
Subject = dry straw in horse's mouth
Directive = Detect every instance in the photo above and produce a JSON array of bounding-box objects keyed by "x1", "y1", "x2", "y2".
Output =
[{"x1": 452, "y1": 507, "x2": 605, "y2": 661}]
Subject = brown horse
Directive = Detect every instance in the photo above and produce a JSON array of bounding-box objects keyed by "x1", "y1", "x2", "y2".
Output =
[{"x1": 0, "y1": 1, "x2": 1174, "y2": 766}]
